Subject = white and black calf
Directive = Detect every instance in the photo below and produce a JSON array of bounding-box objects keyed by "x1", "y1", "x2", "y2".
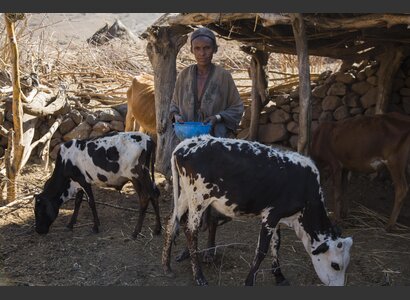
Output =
[
  {"x1": 162, "y1": 135, "x2": 353, "y2": 286},
  {"x1": 34, "y1": 131, "x2": 161, "y2": 237}
]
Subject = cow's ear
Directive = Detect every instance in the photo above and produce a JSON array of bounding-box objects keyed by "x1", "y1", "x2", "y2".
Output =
[
  {"x1": 312, "y1": 242, "x2": 329, "y2": 256},
  {"x1": 33, "y1": 193, "x2": 40, "y2": 203},
  {"x1": 330, "y1": 221, "x2": 342, "y2": 237}
]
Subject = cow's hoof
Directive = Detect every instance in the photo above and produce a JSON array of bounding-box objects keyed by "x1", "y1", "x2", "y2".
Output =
[
  {"x1": 131, "y1": 231, "x2": 141, "y2": 239},
  {"x1": 92, "y1": 227, "x2": 99, "y2": 234},
  {"x1": 276, "y1": 279, "x2": 290, "y2": 286},
  {"x1": 175, "y1": 249, "x2": 190, "y2": 262},
  {"x1": 196, "y1": 278, "x2": 208, "y2": 286},
  {"x1": 244, "y1": 277, "x2": 255, "y2": 286},
  {"x1": 164, "y1": 268, "x2": 175, "y2": 278},
  {"x1": 153, "y1": 227, "x2": 161, "y2": 236},
  {"x1": 66, "y1": 224, "x2": 74, "y2": 231},
  {"x1": 202, "y1": 251, "x2": 215, "y2": 264},
  {"x1": 385, "y1": 225, "x2": 398, "y2": 233}
]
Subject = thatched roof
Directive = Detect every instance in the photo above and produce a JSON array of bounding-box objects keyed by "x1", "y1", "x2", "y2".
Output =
[{"x1": 145, "y1": 13, "x2": 410, "y2": 60}]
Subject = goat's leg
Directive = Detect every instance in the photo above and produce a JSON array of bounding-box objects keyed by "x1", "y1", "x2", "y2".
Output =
[{"x1": 66, "y1": 190, "x2": 84, "y2": 230}]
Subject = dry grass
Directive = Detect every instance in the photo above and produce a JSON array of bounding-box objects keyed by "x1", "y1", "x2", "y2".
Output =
[{"x1": 1, "y1": 13, "x2": 341, "y2": 110}]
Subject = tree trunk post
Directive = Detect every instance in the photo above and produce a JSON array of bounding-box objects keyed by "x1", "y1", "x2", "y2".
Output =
[
  {"x1": 291, "y1": 13, "x2": 312, "y2": 156},
  {"x1": 4, "y1": 13, "x2": 25, "y2": 202},
  {"x1": 145, "y1": 25, "x2": 191, "y2": 178},
  {"x1": 375, "y1": 44, "x2": 405, "y2": 114},
  {"x1": 242, "y1": 46, "x2": 270, "y2": 141}
]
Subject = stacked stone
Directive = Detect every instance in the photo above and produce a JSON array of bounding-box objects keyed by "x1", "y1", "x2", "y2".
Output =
[
  {"x1": 237, "y1": 58, "x2": 410, "y2": 150},
  {"x1": 0, "y1": 103, "x2": 127, "y2": 160}
]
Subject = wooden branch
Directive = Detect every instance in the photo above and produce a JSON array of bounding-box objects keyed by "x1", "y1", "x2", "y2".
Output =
[
  {"x1": 304, "y1": 14, "x2": 410, "y2": 30},
  {"x1": 167, "y1": 13, "x2": 260, "y2": 26},
  {"x1": 0, "y1": 125, "x2": 9, "y2": 137},
  {"x1": 291, "y1": 13, "x2": 312, "y2": 156},
  {"x1": 5, "y1": 14, "x2": 24, "y2": 177},
  {"x1": 375, "y1": 44, "x2": 406, "y2": 114},
  {"x1": 23, "y1": 89, "x2": 70, "y2": 117},
  {"x1": 19, "y1": 115, "x2": 63, "y2": 170},
  {"x1": 30, "y1": 115, "x2": 63, "y2": 151}
]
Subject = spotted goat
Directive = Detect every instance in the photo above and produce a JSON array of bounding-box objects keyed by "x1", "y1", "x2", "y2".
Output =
[
  {"x1": 162, "y1": 135, "x2": 353, "y2": 286},
  {"x1": 34, "y1": 131, "x2": 161, "y2": 237}
]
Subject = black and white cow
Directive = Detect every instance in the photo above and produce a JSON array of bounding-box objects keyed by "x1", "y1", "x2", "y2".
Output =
[
  {"x1": 34, "y1": 131, "x2": 161, "y2": 237},
  {"x1": 162, "y1": 135, "x2": 353, "y2": 286}
]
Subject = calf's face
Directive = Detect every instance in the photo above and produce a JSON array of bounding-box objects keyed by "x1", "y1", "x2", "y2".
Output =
[
  {"x1": 34, "y1": 194, "x2": 59, "y2": 234},
  {"x1": 311, "y1": 237, "x2": 353, "y2": 286}
]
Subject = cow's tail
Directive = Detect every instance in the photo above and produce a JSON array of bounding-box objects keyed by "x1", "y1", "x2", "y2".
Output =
[
  {"x1": 162, "y1": 152, "x2": 180, "y2": 274},
  {"x1": 149, "y1": 140, "x2": 160, "y2": 198},
  {"x1": 169, "y1": 151, "x2": 181, "y2": 238}
]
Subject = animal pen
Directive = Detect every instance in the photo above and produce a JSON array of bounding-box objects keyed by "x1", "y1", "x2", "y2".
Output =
[{"x1": 1, "y1": 13, "x2": 410, "y2": 286}]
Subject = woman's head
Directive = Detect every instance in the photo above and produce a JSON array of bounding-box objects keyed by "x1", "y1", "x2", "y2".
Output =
[{"x1": 190, "y1": 28, "x2": 218, "y2": 67}]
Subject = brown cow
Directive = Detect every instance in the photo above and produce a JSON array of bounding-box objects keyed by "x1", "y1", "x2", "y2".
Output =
[
  {"x1": 125, "y1": 73, "x2": 156, "y2": 137},
  {"x1": 310, "y1": 112, "x2": 410, "y2": 231}
]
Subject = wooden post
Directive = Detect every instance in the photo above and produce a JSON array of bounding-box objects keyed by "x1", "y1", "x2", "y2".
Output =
[
  {"x1": 375, "y1": 44, "x2": 405, "y2": 114},
  {"x1": 290, "y1": 13, "x2": 312, "y2": 155},
  {"x1": 4, "y1": 13, "x2": 25, "y2": 202},
  {"x1": 242, "y1": 46, "x2": 270, "y2": 141},
  {"x1": 145, "y1": 25, "x2": 191, "y2": 178}
]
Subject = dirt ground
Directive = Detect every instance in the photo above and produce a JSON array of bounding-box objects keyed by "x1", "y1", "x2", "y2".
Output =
[{"x1": 1, "y1": 163, "x2": 410, "y2": 286}]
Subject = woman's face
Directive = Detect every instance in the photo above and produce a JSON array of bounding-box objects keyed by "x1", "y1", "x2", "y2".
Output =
[{"x1": 191, "y1": 36, "x2": 215, "y2": 68}]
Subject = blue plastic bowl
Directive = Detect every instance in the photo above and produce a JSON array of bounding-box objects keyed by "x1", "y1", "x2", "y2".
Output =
[{"x1": 173, "y1": 121, "x2": 212, "y2": 140}]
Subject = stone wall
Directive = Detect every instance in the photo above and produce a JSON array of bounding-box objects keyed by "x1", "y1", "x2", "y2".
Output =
[
  {"x1": 0, "y1": 102, "x2": 127, "y2": 160},
  {"x1": 1, "y1": 57, "x2": 410, "y2": 161},
  {"x1": 237, "y1": 57, "x2": 410, "y2": 150}
]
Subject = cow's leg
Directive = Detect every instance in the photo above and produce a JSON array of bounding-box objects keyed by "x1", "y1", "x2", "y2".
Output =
[
  {"x1": 332, "y1": 166, "x2": 344, "y2": 223},
  {"x1": 66, "y1": 190, "x2": 84, "y2": 230},
  {"x1": 202, "y1": 213, "x2": 218, "y2": 263},
  {"x1": 83, "y1": 186, "x2": 100, "y2": 233},
  {"x1": 125, "y1": 110, "x2": 136, "y2": 131},
  {"x1": 162, "y1": 212, "x2": 180, "y2": 277},
  {"x1": 244, "y1": 224, "x2": 273, "y2": 286},
  {"x1": 184, "y1": 221, "x2": 208, "y2": 286},
  {"x1": 270, "y1": 227, "x2": 289, "y2": 286},
  {"x1": 386, "y1": 160, "x2": 408, "y2": 232},
  {"x1": 132, "y1": 195, "x2": 150, "y2": 238},
  {"x1": 131, "y1": 180, "x2": 150, "y2": 238},
  {"x1": 150, "y1": 195, "x2": 162, "y2": 235},
  {"x1": 176, "y1": 207, "x2": 221, "y2": 263},
  {"x1": 340, "y1": 169, "x2": 350, "y2": 218}
]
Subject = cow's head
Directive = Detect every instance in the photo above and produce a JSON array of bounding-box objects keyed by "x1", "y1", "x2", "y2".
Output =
[
  {"x1": 310, "y1": 236, "x2": 353, "y2": 286},
  {"x1": 34, "y1": 193, "x2": 60, "y2": 234}
]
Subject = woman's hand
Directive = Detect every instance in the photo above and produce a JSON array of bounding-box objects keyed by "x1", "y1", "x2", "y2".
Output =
[
  {"x1": 174, "y1": 114, "x2": 184, "y2": 123},
  {"x1": 204, "y1": 114, "x2": 221, "y2": 127}
]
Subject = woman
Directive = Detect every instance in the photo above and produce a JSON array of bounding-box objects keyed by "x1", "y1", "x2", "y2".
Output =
[{"x1": 169, "y1": 27, "x2": 244, "y2": 137}]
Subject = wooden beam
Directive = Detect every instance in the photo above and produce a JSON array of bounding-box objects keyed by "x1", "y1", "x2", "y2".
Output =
[
  {"x1": 304, "y1": 14, "x2": 410, "y2": 30},
  {"x1": 375, "y1": 44, "x2": 406, "y2": 114},
  {"x1": 241, "y1": 46, "x2": 270, "y2": 141},
  {"x1": 291, "y1": 13, "x2": 312, "y2": 156},
  {"x1": 145, "y1": 25, "x2": 191, "y2": 178}
]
